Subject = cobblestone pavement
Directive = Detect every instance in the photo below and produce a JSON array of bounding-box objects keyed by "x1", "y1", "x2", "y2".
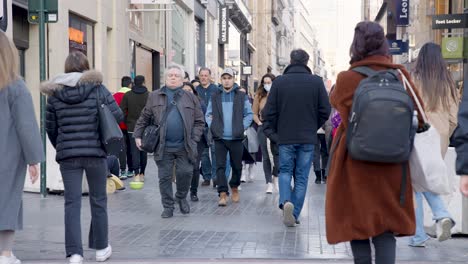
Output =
[{"x1": 14, "y1": 160, "x2": 468, "y2": 263}]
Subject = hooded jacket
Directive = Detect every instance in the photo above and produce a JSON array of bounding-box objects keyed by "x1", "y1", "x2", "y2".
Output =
[
  {"x1": 113, "y1": 87, "x2": 132, "y2": 130},
  {"x1": 41, "y1": 70, "x2": 123, "y2": 162},
  {"x1": 120, "y1": 85, "x2": 149, "y2": 132}
]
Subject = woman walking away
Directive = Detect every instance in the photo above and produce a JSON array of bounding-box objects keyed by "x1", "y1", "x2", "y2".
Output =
[
  {"x1": 0, "y1": 31, "x2": 45, "y2": 264},
  {"x1": 326, "y1": 21, "x2": 424, "y2": 264},
  {"x1": 41, "y1": 52, "x2": 123, "y2": 264},
  {"x1": 252, "y1": 73, "x2": 277, "y2": 193},
  {"x1": 409, "y1": 42, "x2": 458, "y2": 247}
]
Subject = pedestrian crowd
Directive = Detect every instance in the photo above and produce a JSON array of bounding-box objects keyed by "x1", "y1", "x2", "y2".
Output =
[{"x1": 1, "y1": 21, "x2": 468, "y2": 264}]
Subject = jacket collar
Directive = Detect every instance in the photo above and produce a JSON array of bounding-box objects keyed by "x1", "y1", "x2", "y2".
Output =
[
  {"x1": 349, "y1": 55, "x2": 403, "y2": 70},
  {"x1": 283, "y1": 64, "x2": 312, "y2": 74},
  {"x1": 40, "y1": 70, "x2": 103, "y2": 96},
  {"x1": 118, "y1": 87, "x2": 131, "y2": 93}
]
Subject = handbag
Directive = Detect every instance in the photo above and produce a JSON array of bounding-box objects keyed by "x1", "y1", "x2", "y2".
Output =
[
  {"x1": 140, "y1": 99, "x2": 177, "y2": 153},
  {"x1": 399, "y1": 70, "x2": 451, "y2": 195},
  {"x1": 245, "y1": 126, "x2": 259, "y2": 153},
  {"x1": 96, "y1": 86, "x2": 123, "y2": 154}
]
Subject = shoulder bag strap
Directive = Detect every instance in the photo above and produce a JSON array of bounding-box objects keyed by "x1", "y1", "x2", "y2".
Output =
[{"x1": 157, "y1": 91, "x2": 181, "y2": 126}]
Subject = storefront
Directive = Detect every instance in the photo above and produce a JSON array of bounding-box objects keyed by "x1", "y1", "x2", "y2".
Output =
[
  {"x1": 12, "y1": 0, "x2": 28, "y2": 77},
  {"x1": 171, "y1": 3, "x2": 188, "y2": 68},
  {"x1": 69, "y1": 14, "x2": 94, "y2": 67}
]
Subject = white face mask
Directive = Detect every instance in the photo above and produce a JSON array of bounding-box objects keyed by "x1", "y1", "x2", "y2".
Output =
[{"x1": 264, "y1": 84, "x2": 272, "y2": 92}]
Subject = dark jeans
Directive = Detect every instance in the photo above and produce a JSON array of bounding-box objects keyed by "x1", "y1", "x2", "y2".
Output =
[
  {"x1": 350, "y1": 232, "x2": 396, "y2": 264},
  {"x1": 258, "y1": 125, "x2": 272, "y2": 183},
  {"x1": 271, "y1": 141, "x2": 279, "y2": 177},
  {"x1": 128, "y1": 132, "x2": 147, "y2": 175},
  {"x1": 59, "y1": 157, "x2": 108, "y2": 257},
  {"x1": 215, "y1": 139, "x2": 243, "y2": 194},
  {"x1": 191, "y1": 141, "x2": 206, "y2": 194},
  {"x1": 107, "y1": 155, "x2": 120, "y2": 176},
  {"x1": 118, "y1": 130, "x2": 133, "y2": 171},
  {"x1": 200, "y1": 147, "x2": 213, "y2": 181},
  {"x1": 155, "y1": 150, "x2": 193, "y2": 210},
  {"x1": 313, "y1": 134, "x2": 329, "y2": 172},
  {"x1": 278, "y1": 144, "x2": 314, "y2": 220}
]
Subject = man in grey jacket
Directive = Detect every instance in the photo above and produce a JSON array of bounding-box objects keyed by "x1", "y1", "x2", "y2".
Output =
[{"x1": 134, "y1": 64, "x2": 205, "y2": 218}]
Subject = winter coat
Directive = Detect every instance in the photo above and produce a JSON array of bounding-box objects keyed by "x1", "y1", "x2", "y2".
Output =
[
  {"x1": 0, "y1": 79, "x2": 44, "y2": 230},
  {"x1": 206, "y1": 85, "x2": 253, "y2": 141},
  {"x1": 133, "y1": 87, "x2": 205, "y2": 163},
  {"x1": 262, "y1": 64, "x2": 331, "y2": 145},
  {"x1": 452, "y1": 86, "x2": 468, "y2": 175},
  {"x1": 120, "y1": 85, "x2": 149, "y2": 132},
  {"x1": 325, "y1": 55, "x2": 425, "y2": 244},
  {"x1": 41, "y1": 70, "x2": 123, "y2": 162},
  {"x1": 413, "y1": 79, "x2": 458, "y2": 157}
]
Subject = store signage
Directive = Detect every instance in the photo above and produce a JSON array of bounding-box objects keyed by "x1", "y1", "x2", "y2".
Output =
[
  {"x1": 388, "y1": 40, "x2": 409, "y2": 55},
  {"x1": 432, "y1": 14, "x2": 468, "y2": 29},
  {"x1": 28, "y1": 0, "x2": 59, "y2": 24},
  {"x1": 242, "y1": 65, "x2": 252, "y2": 75},
  {"x1": 219, "y1": 4, "x2": 229, "y2": 44},
  {"x1": 396, "y1": 0, "x2": 409, "y2": 26},
  {"x1": 69, "y1": 28, "x2": 84, "y2": 44},
  {"x1": 442, "y1": 37, "x2": 464, "y2": 59}
]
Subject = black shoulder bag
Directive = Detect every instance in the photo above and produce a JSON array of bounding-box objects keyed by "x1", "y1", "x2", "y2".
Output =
[
  {"x1": 140, "y1": 97, "x2": 178, "y2": 153},
  {"x1": 96, "y1": 86, "x2": 123, "y2": 154}
]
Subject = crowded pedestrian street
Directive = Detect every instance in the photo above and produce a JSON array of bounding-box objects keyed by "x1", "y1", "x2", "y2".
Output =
[
  {"x1": 2, "y1": 1, "x2": 468, "y2": 264},
  {"x1": 13, "y1": 162, "x2": 468, "y2": 263}
]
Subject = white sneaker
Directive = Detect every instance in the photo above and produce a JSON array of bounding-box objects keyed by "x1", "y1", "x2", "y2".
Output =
[
  {"x1": 266, "y1": 183, "x2": 273, "y2": 194},
  {"x1": 283, "y1": 202, "x2": 296, "y2": 227},
  {"x1": 96, "y1": 245, "x2": 112, "y2": 262},
  {"x1": 436, "y1": 218, "x2": 453, "y2": 242},
  {"x1": 0, "y1": 253, "x2": 21, "y2": 264},
  {"x1": 240, "y1": 167, "x2": 247, "y2": 183},
  {"x1": 273, "y1": 177, "x2": 279, "y2": 192},
  {"x1": 247, "y1": 165, "x2": 255, "y2": 182},
  {"x1": 238, "y1": 185, "x2": 242, "y2": 191},
  {"x1": 69, "y1": 254, "x2": 83, "y2": 264}
]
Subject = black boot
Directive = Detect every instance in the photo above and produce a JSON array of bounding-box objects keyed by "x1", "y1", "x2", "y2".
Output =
[
  {"x1": 321, "y1": 169, "x2": 327, "y2": 184},
  {"x1": 314, "y1": 170, "x2": 322, "y2": 184}
]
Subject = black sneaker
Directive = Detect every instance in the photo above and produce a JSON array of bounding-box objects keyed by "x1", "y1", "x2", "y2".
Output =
[
  {"x1": 177, "y1": 199, "x2": 190, "y2": 214},
  {"x1": 190, "y1": 193, "x2": 199, "y2": 202},
  {"x1": 295, "y1": 220, "x2": 301, "y2": 225},
  {"x1": 161, "y1": 209, "x2": 173, "y2": 218}
]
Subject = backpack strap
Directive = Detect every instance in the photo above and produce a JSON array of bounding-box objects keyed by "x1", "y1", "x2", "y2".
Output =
[{"x1": 351, "y1": 66, "x2": 378, "y2": 77}]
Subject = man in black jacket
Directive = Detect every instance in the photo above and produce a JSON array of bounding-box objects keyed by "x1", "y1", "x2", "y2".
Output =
[
  {"x1": 121, "y1": 75, "x2": 149, "y2": 182},
  {"x1": 263, "y1": 49, "x2": 331, "y2": 227}
]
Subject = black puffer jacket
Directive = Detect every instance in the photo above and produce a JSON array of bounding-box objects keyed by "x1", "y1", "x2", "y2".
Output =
[{"x1": 41, "y1": 70, "x2": 123, "y2": 162}]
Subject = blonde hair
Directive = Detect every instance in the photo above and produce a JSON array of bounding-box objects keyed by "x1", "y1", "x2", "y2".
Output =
[{"x1": 0, "y1": 31, "x2": 19, "y2": 90}]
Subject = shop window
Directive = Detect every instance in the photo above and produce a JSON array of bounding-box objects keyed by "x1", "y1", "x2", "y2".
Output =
[{"x1": 69, "y1": 14, "x2": 94, "y2": 67}]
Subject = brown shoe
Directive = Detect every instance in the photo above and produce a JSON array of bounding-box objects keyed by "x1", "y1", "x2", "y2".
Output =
[
  {"x1": 218, "y1": 192, "x2": 228, "y2": 206},
  {"x1": 231, "y1": 187, "x2": 240, "y2": 203},
  {"x1": 140, "y1": 173, "x2": 145, "y2": 182},
  {"x1": 133, "y1": 174, "x2": 142, "y2": 182},
  {"x1": 201, "y1": 180, "x2": 210, "y2": 186}
]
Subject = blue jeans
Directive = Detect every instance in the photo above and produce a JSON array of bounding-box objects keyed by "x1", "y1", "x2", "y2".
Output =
[
  {"x1": 410, "y1": 192, "x2": 453, "y2": 245},
  {"x1": 278, "y1": 144, "x2": 315, "y2": 220},
  {"x1": 200, "y1": 147, "x2": 213, "y2": 181}
]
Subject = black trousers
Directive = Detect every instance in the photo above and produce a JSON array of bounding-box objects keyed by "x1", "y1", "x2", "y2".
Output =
[
  {"x1": 59, "y1": 157, "x2": 108, "y2": 257},
  {"x1": 215, "y1": 139, "x2": 243, "y2": 194},
  {"x1": 118, "y1": 130, "x2": 133, "y2": 171},
  {"x1": 128, "y1": 132, "x2": 147, "y2": 175},
  {"x1": 350, "y1": 232, "x2": 396, "y2": 264},
  {"x1": 190, "y1": 140, "x2": 206, "y2": 194},
  {"x1": 258, "y1": 125, "x2": 273, "y2": 183},
  {"x1": 107, "y1": 155, "x2": 120, "y2": 177},
  {"x1": 313, "y1": 134, "x2": 329, "y2": 173},
  {"x1": 155, "y1": 150, "x2": 193, "y2": 210}
]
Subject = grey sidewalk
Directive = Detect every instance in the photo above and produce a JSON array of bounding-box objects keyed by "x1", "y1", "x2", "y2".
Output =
[{"x1": 15, "y1": 161, "x2": 468, "y2": 263}]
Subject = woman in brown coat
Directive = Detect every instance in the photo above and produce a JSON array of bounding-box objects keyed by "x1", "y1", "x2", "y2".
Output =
[{"x1": 325, "y1": 21, "x2": 424, "y2": 264}]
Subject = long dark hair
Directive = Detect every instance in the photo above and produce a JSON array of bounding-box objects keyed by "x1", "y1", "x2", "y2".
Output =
[
  {"x1": 256, "y1": 73, "x2": 276, "y2": 100},
  {"x1": 183, "y1": 82, "x2": 198, "y2": 96},
  {"x1": 413, "y1": 42, "x2": 458, "y2": 111},
  {"x1": 349, "y1": 21, "x2": 389, "y2": 64}
]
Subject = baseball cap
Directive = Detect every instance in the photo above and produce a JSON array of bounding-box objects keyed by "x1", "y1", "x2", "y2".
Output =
[{"x1": 221, "y1": 68, "x2": 235, "y2": 77}]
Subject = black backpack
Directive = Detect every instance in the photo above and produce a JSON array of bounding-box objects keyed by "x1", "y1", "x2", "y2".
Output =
[{"x1": 347, "y1": 66, "x2": 416, "y2": 163}]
